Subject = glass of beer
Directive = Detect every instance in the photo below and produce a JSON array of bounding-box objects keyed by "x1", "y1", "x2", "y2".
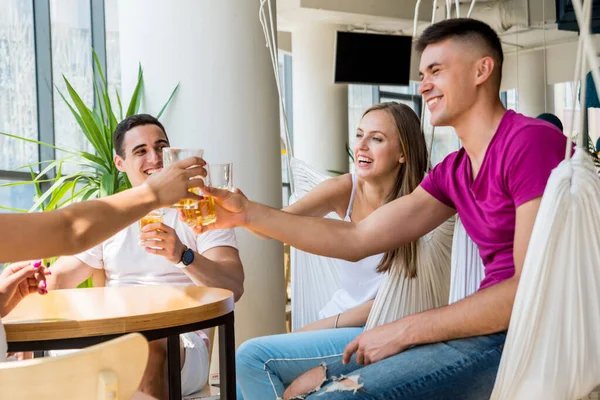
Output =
[
  {"x1": 139, "y1": 209, "x2": 164, "y2": 231},
  {"x1": 162, "y1": 147, "x2": 216, "y2": 226},
  {"x1": 209, "y1": 163, "x2": 234, "y2": 190}
]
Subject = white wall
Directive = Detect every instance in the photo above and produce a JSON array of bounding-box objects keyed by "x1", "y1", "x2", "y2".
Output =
[
  {"x1": 292, "y1": 23, "x2": 349, "y2": 174},
  {"x1": 118, "y1": 0, "x2": 286, "y2": 346}
]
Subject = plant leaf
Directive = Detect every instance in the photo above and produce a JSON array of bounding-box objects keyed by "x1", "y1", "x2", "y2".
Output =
[
  {"x1": 0, "y1": 178, "x2": 57, "y2": 188},
  {"x1": 99, "y1": 172, "x2": 115, "y2": 198},
  {"x1": 46, "y1": 180, "x2": 76, "y2": 210},
  {"x1": 125, "y1": 64, "x2": 144, "y2": 117},
  {"x1": 92, "y1": 49, "x2": 107, "y2": 87},
  {"x1": 116, "y1": 89, "x2": 124, "y2": 121},
  {"x1": 156, "y1": 83, "x2": 179, "y2": 119},
  {"x1": 0, "y1": 131, "x2": 76, "y2": 155},
  {"x1": 28, "y1": 174, "x2": 76, "y2": 212},
  {"x1": 62, "y1": 76, "x2": 112, "y2": 161},
  {"x1": 79, "y1": 151, "x2": 111, "y2": 174},
  {"x1": 56, "y1": 84, "x2": 108, "y2": 160},
  {"x1": 81, "y1": 187, "x2": 98, "y2": 201},
  {"x1": 0, "y1": 206, "x2": 28, "y2": 213}
]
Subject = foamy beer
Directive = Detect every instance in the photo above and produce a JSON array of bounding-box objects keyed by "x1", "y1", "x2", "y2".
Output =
[
  {"x1": 139, "y1": 209, "x2": 164, "y2": 231},
  {"x1": 162, "y1": 147, "x2": 216, "y2": 226},
  {"x1": 139, "y1": 209, "x2": 165, "y2": 250}
]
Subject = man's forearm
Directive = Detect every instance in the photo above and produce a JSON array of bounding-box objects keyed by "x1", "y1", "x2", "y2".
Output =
[
  {"x1": 245, "y1": 202, "x2": 369, "y2": 261},
  {"x1": 1, "y1": 185, "x2": 159, "y2": 264},
  {"x1": 400, "y1": 277, "x2": 518, "y2": 347},
  {"x1": 183, "y1": 252, "x2": 244, "y2": 301},
  {"x1": 242, "y1": 189, "x2": 452, "y2": 263}
]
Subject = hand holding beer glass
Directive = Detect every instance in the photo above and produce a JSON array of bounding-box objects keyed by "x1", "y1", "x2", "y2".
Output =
[{"x1": 163, "y1": 148, "x2": 216, "y2": 227}]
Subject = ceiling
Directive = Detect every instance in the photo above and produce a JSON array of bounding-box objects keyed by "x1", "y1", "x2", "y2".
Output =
[{"x1": 276, "y1": 0, "x2": 581, "y2": 52}]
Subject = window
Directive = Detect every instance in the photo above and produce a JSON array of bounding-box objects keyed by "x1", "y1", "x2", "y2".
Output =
[
  {"x1": 0, "y1": 0, "x2": 38, "y2": 171},
  {"x1": 0, "y1": 180, "x2": 35, "y2": 212},
  {"x1": 554, "y1": 81, "x2": 581, "y2": 138},
  {"x1": 278, "y1": 52, "x2": 293, "y2": 206},
  {"x1": 422, "y1": 106, "x2": 460, "y2": 167},
  {"x1": 0, "y1": 1, "x2": 117, "y2": 213},
  {"x1": 105, "y1": 0, "x2": 121, "y2": 114},
  {"x1": 50, "y1": 0, "x2": 94, "y2": 161}
]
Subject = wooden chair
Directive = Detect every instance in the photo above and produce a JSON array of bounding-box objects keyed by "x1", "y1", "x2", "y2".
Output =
[{"x1": 0, "y1": 333, "x2": 149, "y2": 400}]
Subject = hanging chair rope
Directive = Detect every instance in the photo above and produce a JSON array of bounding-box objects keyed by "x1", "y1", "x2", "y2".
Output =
[{"x1": 259, "y1": 0, "x2": 295, "y2": 193}]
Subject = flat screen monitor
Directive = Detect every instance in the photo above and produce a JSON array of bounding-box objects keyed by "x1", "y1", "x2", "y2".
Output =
[{"x1": 334, "y1": 31, "x2": 412, "y2": 86}]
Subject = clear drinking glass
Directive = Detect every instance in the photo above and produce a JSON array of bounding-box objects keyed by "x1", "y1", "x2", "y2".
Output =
[
  {"x1": 139, "y1": 208, "x2": 165, "y2": 232},
  {"x1": 209, "y1": 163, "x2": 234, "y2": 190},
  {"x1": 162, "y1": 147, "x2": 216, "y2": 226}
]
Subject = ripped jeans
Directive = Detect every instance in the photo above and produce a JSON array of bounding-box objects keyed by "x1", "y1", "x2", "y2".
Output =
[
  {"x1": 304, "y1": 332, "x2": 507, "y2": 399},
  {"x1": 236, "y1": 327, "x2": 363, "y2": 400},
  {"x1": 237, "y1": 328, "x2": 506, "y2": 400}
]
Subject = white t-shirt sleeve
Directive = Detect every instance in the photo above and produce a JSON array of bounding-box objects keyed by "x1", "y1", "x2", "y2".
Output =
[
  {"x1": 74, "y1": 242, "x2": 104, "y2": 269},
  {"x1": 196, "y1": 229, "x2": 238, "y2": 255}
]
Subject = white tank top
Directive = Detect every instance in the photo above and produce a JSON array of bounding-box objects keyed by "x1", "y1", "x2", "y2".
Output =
[{"x1": 318, "y1": 174, "x2": 385, "y2": 319}]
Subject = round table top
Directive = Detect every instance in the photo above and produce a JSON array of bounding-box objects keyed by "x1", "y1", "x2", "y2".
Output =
[{"x1": 3, "y1": 286, "x2": 234, "y2": 342}]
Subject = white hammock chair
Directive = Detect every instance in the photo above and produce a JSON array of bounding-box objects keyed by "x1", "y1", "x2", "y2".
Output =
[{"x1": 490, "y1": 0, "x2": 600, "y2": 397}]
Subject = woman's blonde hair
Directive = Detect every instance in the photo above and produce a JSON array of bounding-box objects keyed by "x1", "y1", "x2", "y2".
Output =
[{"x1": 362, "y1": 102, "x2": 429, "y2": 278}]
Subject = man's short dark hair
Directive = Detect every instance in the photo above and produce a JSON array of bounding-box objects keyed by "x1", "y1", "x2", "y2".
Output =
[
  {"x1": 112, "y1": 114, "x2": 169, "y2": 157},
  {"x1": 416, "y1": 18, "x2": 504, "y2": 85},
  {"x1": 536, "y1": 113, "x2": 564, "y2": 132}
]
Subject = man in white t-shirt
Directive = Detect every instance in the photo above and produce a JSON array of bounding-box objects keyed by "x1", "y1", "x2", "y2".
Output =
[{"x1": 46, "y1": 114, "x2": 244, "y2": 399}]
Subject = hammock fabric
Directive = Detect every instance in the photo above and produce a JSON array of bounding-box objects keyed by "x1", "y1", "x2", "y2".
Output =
[
  {"x1": 289, "y1": 157, "x2": 343, "y2": 330},
  {"x1": 365, "y1": 217, "x2": 454, "y2": 330},
  {"x1": 449, "y1": 217, "x2": 485, "y2": 304},
  {"x1": 491, "y1": 149, "x2": 600, "y2": 399}
]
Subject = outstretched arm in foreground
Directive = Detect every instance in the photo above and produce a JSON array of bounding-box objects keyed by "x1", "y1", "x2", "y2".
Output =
[{"x1": 0, "y1": 157, "x2": 206, "y2": 263}]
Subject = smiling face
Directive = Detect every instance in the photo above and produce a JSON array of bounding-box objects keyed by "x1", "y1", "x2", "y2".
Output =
[
  {"x1": 353, "y1": 109, "x2": 404, "y2": 181},
  {"x1": 113, "y1": 124, "x2": 170, "y2": 187},
  {"x1": 418, "y1": 38, "x2": 484, "y2": 127}
]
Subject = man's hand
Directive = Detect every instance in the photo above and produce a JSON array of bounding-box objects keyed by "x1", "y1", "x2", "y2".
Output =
[
  {"x1": 188, "y1": 187, "x2": 250, "y2": 234},
  {"x1": 342, "y1": 320, "x2": 411, "y2": 366},
  {"x1": 143, "y1": 157, "x2": 207, "y2": 208},
  {"x1": 0, "y1": 260, "x2": 49, "y2": 317},
  {"x1": 139, "y1": 223, "x2": 187, "y2": 264}
]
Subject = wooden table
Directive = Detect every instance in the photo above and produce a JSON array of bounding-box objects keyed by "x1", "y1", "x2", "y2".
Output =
[{"x1": 3, "y1": 286, "x2": 236, "y2": 400}]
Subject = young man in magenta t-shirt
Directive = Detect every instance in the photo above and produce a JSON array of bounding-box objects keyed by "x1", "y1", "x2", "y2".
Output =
[{"x1": 196, "y1": 19, "x2": 568, "y2": 400}]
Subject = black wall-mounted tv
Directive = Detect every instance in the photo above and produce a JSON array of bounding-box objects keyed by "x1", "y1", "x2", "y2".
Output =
[
  {"x1": 334, "y1": 31, "x2": 412, "y2": 86},
  {"x1": 556, "y1": 0, "x2": 600, "y2": 33}
]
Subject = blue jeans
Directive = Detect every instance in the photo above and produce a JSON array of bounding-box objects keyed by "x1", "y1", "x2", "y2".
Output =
[
  {"x1": 305, "y1": 332, "x2": 507, "y2": 399},
  {"x1": 236, "y1": 327, "x2": 364, "y2": 400}
]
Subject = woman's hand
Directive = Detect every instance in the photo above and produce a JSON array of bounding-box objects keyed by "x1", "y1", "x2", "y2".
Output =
[{"x1": 0, "y1": 260, "x2": 49, "y2": 318}]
